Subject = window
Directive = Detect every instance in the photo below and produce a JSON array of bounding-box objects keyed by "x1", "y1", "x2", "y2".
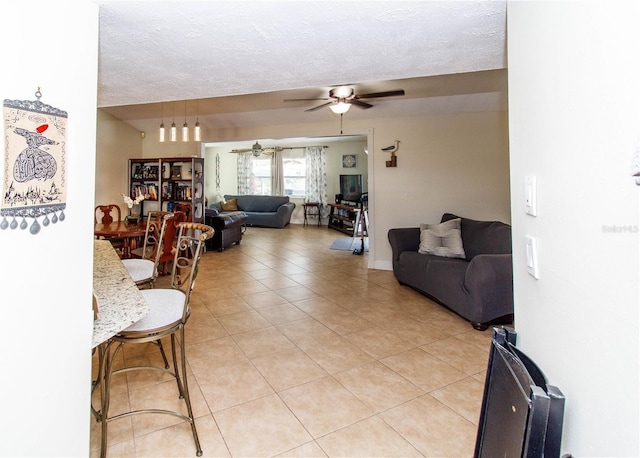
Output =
[
  {"x1": 283, "y1": 157, "x2": 305, "y2": 197},
  {"x1": 251, "y1": 157, "x2": 271, "y2": 195},
  {"x1": 250, "y1": 155, "x2": 306, "y2": 196}
]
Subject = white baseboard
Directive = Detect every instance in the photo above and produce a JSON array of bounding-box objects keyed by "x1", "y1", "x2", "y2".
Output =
[{"x1": 372, "y1": 260, "x2": 392, "y2": 271}]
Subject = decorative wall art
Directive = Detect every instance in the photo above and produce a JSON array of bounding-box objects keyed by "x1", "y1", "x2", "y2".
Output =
[
  {"x1": 342, "y1": 154, "x2": 357, "y2": 168},
  {"x1": 1, "y1": 89, "x2": 67, "y2": 234}
]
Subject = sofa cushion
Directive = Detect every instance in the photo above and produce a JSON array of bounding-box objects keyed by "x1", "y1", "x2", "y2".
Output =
[
  {"x1": 441, "y1": 213, "x2": 512, "y2": 260},
  {"x1": 418, "y1": 218, "x2": 466, "y2": 259},
  {"x1": 221, "y1": 198, "x2": 238, "y2": 211}
]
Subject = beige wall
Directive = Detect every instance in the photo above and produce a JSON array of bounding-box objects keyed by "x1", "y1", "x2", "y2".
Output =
[
  {"x1": 370, "y1": 111, "x2": 510, "y2": 267},
  {"x1": 96, "y1": 108, "x2": 510, "y2": 268},
  {"x1": 94, "y1": 110, "x2": 143, "y2": 209}
]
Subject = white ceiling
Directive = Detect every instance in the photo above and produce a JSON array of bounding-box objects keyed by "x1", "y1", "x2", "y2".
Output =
[{"x1": 97, "y1": 1, "x2": 508, "y2": 133}]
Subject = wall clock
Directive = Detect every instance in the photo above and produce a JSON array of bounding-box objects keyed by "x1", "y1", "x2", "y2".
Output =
[{"x1": 342, "y1": 154, "x2": 357, "y2": 168}]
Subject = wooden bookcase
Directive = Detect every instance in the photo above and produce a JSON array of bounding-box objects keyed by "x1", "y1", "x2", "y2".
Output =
[{"x1": 128, "y1": 157, "x2": 205, "y2": 223}]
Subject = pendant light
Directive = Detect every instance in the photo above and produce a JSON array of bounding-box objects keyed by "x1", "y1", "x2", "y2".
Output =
[
  {"x1": 159, "y1": 102, "x2": 165, "y2": 142},
  {"x1": 170, "y1": 102, "x2": 177, "y2": 142},
  {"x1": 194, "y1": 99, "x2": 201, "y2": 142},
  {"x1": 182, "y1": 100, "x2": 189, "y2": 142}
]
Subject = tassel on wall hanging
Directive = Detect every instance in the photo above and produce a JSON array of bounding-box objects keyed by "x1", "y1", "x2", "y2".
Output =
[{"x1": 1, "y1": 88, "x2": 68, "y2": 234}]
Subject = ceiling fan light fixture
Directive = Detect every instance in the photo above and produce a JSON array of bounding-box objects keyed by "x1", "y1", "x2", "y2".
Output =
[
  {"x1": 252, "y1": 141, "x2": 262, "y2": 157},
  {"x1": 330, "y1": 102, "x2": 351, "y2": 114},
  {"x1": 331, "y1": 86, "x2": 354, "y2": 98}
]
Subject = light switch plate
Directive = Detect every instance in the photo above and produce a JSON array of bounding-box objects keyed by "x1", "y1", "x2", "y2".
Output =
[
  {"x1": 525, "y1": 235, "x2": 539, "y2": 279},
  {"x1": 525, "y1": 176, "x2": 537, "y2": 216}
]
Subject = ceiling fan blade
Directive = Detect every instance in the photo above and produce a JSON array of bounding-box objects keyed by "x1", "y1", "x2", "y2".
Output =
[
  {"x1": 229, "y1": 148, "x2": 251, "y2": 153},
  {"x1": 356, "y1": 89, "x2": 405, "y2": 99},
  {"x1": 305, "y1": 101, "x2": 334, "y2": 112},
  {"x1": 350, "y1": 99, "x2": 373, "y2": 109},
  {"x1": 284, "y1": 98, "x2": 331, "y2": 102}
]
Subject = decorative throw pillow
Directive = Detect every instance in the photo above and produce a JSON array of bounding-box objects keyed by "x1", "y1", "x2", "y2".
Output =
[
  {"x1": 418, "y1": 218, "x2": 466, "y2": 259},
  {"x1": 220, "y1": 198, "x2": 238, "y2": 211}
]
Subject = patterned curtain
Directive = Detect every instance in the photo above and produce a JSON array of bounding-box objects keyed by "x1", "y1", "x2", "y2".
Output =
[
  {"x1": 237, "y1": 152, "x2": 253, "y2": 195},
  {"x1": 271, "y1": 150, "x2": 284, "y2": 196},
  {"x1": 305, "y1": 146, "x2": 329, "y2": 216}
]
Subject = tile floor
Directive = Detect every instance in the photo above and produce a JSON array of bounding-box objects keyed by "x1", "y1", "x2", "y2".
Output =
[{"x1": 91, "y1": 224, "x2": 501, "y2": 457}]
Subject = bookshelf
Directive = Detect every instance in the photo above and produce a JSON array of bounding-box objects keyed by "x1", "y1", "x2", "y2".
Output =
[{"x1": 128, "y1": 157, "x2": 205, "y2": 223}]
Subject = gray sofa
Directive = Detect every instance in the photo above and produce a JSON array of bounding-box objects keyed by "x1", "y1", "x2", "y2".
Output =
[
  {"x1": 210, "y1": 194, "x2": 296, "y2": 228},
  {"x1": 388, "y1": 213, "x2": 514, "y2": 330}
]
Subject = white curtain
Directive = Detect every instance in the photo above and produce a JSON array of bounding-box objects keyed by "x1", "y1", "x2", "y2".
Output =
[
  {"x1": 305, "y1": 146, "x2": 329, "y2": 216},
  {"x1": 271, "y1": 150, "x2": 284, "y2": 196},
  {"x1": 237, "y1": 152, "x2": 253, "y2": 195}
]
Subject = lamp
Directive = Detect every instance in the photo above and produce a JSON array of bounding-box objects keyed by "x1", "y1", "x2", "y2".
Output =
[
  {"x1": 330, "y1": 101, "x2": 351, "y2": 114},
  {"x1": 252, "y1": 141, "x2": 262, "y2": 157},
  {"x1": 170, "y1": 102, "x2": 177, "y2": 142},
  {"x1": 194, "y1": 99, "x2": 201, "y2": 142},
  {"x1": 182, "y1": 101, "x2": 189, "y2": 142},
  {"x1": 159, "y1": 103, "x2": 165, "y2": 142}
]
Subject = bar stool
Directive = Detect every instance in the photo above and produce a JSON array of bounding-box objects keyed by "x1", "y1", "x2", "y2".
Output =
[
  {"x1": 97, "y1": 222, "x2": 214, "y2": 458},
  {"x1": 303, "y1": 202, "x2": 321, "y2": 227}
]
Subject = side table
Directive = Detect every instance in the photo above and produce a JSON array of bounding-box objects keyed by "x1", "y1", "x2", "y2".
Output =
[{"x1": 303, "y1": 202, "x2": 321, "y2": 227}]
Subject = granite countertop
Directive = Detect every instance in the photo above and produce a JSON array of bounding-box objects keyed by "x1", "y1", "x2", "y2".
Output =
[{"x1": 92, "y1": 240, "x2": 149, "y2": 348}]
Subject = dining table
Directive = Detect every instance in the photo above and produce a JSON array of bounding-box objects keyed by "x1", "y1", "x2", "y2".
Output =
[{"x1": 94, "y1": 219, "x2": 147, "y2": 258}]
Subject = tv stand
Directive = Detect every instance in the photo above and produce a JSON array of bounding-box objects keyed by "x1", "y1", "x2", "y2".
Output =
[{"x1": 328, "y1": 200, "x2": 361, "y2": 236}]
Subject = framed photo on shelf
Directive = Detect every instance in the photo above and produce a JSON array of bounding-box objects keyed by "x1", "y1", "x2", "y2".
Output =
[{"x1": 342, "y1": 154, "x2": 357, "y2": 168}]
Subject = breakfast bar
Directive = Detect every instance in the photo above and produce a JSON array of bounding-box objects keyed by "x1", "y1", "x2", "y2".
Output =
[{"x1": 92, "y1": 239, "x2": 148, "y2": 348}]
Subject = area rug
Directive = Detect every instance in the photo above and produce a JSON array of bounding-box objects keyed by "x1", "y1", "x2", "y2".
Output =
[{"x1": 330, "y1": 237, "x2": 369, "y2": 252}]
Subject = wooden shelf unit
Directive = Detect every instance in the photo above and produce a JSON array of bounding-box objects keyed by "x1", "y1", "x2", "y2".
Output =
[
  {"x1": 128, "y1": 157, "x2": 205, "y2": 223},
  {"x1": 328, "y1": 201, "x2": 361, "y2": 236}
]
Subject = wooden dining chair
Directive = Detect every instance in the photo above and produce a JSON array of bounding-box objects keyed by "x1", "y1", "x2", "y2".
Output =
[
  {"x1": 157, "y1": 210, "x2": 188, "y2": 274},
  {"x1": 94, "y1": 204, "x2": 124, "y2": 256},
  {"x1": 94, "y1": 204, "x2": 122, "y2": 224},
  {"x1": 173, "y1": 203, "x2": 192, "y2": 222}
]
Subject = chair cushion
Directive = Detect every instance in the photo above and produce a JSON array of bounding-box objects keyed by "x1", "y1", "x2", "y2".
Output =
[
  {"x1": 123, "y1": 289, "x2": 186, "y2": 332},
  {"x1": 121, "y1": 258, "x2": 155, "y2": 283}
]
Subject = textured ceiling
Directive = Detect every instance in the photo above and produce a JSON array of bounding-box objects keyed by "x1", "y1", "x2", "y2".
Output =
[{"x1": 97, "y1": 1, "x2": 508, "y2": 131}]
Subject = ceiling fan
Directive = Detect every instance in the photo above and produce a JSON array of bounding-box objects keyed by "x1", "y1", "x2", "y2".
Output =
[
  {"x1": 229, "y1": 141, "x2": 283, "y2": 157},
  {"x1": 284, "y1": 85, "x2": 405, "y2": 113}
]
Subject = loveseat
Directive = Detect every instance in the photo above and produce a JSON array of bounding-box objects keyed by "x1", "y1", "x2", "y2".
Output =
[
  {"x1": 210, "y1": 195, "x2": 295, "y2": 228},
  {"x1": 388, "y1": 213, "x2": 514, "y2": 330}
]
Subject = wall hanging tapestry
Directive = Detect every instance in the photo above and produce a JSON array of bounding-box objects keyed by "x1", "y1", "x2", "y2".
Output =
[{"x1": 1, "y1": 89, "x2": 67, "y2": 234}]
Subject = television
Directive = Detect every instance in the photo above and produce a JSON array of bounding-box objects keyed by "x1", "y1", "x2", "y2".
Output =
[
  {"x1": 474, "y1": 327, "x2": 565, "y2": 458},
  {"x1": 339, "y1": 174, "x2": 362, "y2": 202}
]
